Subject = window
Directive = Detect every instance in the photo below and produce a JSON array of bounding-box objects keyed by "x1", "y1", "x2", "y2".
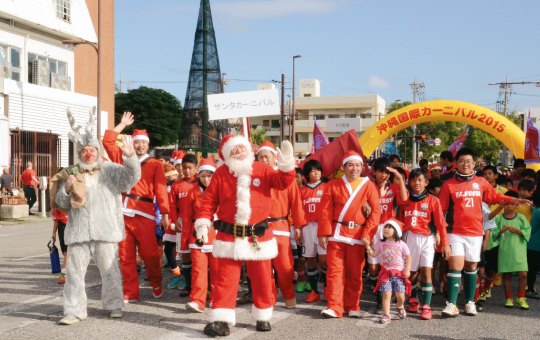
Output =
[
  {"x1": 0, "y1": 45, "x2": 21, "y2": 81},
  {"x1": 346, "y1": 114, "x2": 356, "y2": 118},
  {"x1": 0, "y1": 44, "x2": 6, "y2": 62},
  {"x1": 28, "y1": 53, "x2": 68, "y2": 85},
  {"x1": 360, "y1": 114, "x2": 370, "y2": 119},
  {"x1": 263, "y1": 120, "x2": 270, "y2": 127},
  {"x1": 56, "y1": 0, "x2": 71, "y2": 22},
  {"x1": 314, "y1": 114, "x2": 325, "y2": 120},
  {"x1": 533, "y1": 118, "x2": 537, "y2": 123},
  {"x1": 271, "y1": 120, "x2": 280, "y2": 128}
]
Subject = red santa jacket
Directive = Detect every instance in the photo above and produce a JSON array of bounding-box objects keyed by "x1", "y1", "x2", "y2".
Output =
[
  {"x1": 196, "y1": 161, "x2": 295, "y2": 261},
  {"x1": 269, "y1": 182, "x2": 307, "y2": 236},
  {"x1": 182, "y1": 185, "x2": 217, "y2": 253},
  {"x1": 166, "y1": 177, "x2": 198, "y2": 245},
  {"x1": 103, "y1": 130, "x2": 169, "y2": 220},
  {"x1": 318, "y1": 176, "x2": 381, "y2": 245}
]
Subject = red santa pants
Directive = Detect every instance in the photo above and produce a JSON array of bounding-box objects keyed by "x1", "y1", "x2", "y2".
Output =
[
  {"x1": 190, "y1": 249, "x2": 217, "y2": 310},
  {"x1": 271, "y1": 234, "x2": 295, "y2": 301},
  {"x1": 325, "y1": 241, "x2": 366, "y2": 318},
  {"x1": 211, "y1": 257, "x2": 274, "y2": 325},
  {"x1": 119, "y1": 215, "x2": 162, "y2": 299}
]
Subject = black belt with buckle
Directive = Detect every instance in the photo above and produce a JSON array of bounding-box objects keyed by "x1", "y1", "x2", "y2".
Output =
[
  {"x1": 122, "y1": 193, "x2": 154, "y2": 203},
  {"x1": 214, "y1": 220, "x2": 269, "y2": 239},
  {"x1": 333, "y1": 221, "x2": 365, "y2": 229},
  {"x1": 268, "y1": 216, "x2": 287, "y2": 223}
]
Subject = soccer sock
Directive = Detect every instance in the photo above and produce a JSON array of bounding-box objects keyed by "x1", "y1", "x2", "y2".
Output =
[
  {"x1": 172, "y1": 266, "x2": 181, "y2": 276},
  {"x1": 321, "y1": 267, "x2": 327, "y2": 287},
  {"x1": 518, "y1": 290, "x2": 526, "y2": 298},
  {"x1": 505, "y1": 290, "x2": 513, "y2": 299},
  {"x1": 182, "y1": 262, "x2": 192, "y2": 291},
  {"x1": 479, "y1": 278, "x2": 485, "y2": 294},
  {"x1": 61, "y1": 268, "x2": 67, "y2": 275},
  {"x1": 298, "y1": 270, "x2": 306, "y2": 283},
  {"x1": 447, "y1": 270, "x2": 462, "y2": 304},
  {"x1": 369, "y1": 275, "x2": 378, "y2": 290},
  {"x1": 474, "y1": 277, "x2": 480, "y2": 301},
  {"x1": 421, "y1": 282, "x2": 433, "y2": 306},
  {"x1": 307, "y1": 267, "x2": 319, "y2": 294},
  {"x1": 484, "y1": 275, "x2": 494, "y2": 290},
  {"x1": 464, "y1": 269, "x2": 478, "y2": 303},
  {"x1": 410, "y1": 285, "x2": 419, "y2": 301},
  {"x1": 293, "y1": 253, "x2": 299, "y2": 272}
]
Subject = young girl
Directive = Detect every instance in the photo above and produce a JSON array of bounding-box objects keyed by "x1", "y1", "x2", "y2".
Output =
[
  {"x1": 51, "y1": 207, "x2": 68, "y2": 284},
  {"x1": 364, "y1": 219, "x2": 411, "y2": 324}
]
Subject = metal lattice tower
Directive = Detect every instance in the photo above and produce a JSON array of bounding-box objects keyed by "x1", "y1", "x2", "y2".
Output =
[{"x1": 180, "y1": 0, "x2": 227, "y2": 151}]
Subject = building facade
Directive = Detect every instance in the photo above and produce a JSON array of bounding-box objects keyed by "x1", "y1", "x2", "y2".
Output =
[{"x1": 0, "y1": 0, "x2": 114, "y2": 187}]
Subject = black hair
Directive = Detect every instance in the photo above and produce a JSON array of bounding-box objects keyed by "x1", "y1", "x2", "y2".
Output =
[
  {"x1": 532, "y1": 188, "x2": 540, "y2": 207},
  {"x1": 295, "y1": 167, "x2": 303, "y2": 175},
  {"x1": 440, "y1": 151, "x2": 453, "y2": 162},
  {"x1": 409, "y1": 168, "x2": 428, "y2": 181},
  {"x1": 496, "y1": 175, "x2": 507, "y2": 186},
  {"x1": 505, "y1": 190, "x2": 519, "y2": 199},
  {"x1": 518, "y1": 179, "x2": 535, "y2": 192},
  {"x1": 389, "y1": 154, "x2": 400, "y2": 163},
  {"x1": 521, "y1": 169, "x2": 536, "y2": 180},
  {"x1": 483, "y1": 165, "x2": 498, "y2": 175},
  {"x1": 182, "y1": 153, "x2": 198, "y2": 166},
  {"x1": 419, "y1": 159, "x2": 429, "y2": 167},
  {"x1": 303, "y1": 159, "x2": 323, "y2": 181},
  {"x1": 158, "y1": 152, "x2": 170, "y2": 160},
  {"x1": 381, "y1": 223, "x2": 402, "y2": 242},
  {"x1": 514, "y1": 158, "x2": 525, "y2": 168},
  {"x1": 455, "y1": 148, "x2": 475, "y2": 161},
  {"x1": 426, "y1": 178, "x2": 443, "y2": 193},
  {"x1": 390, "y1": 167, "x2": 407, "y2": 183},
  {"x1": 506, "y1": 178, "x2": 514, "y2": 186},
  {"x1": 372, "y1": 157, "x2": 392, "y2": 173}
]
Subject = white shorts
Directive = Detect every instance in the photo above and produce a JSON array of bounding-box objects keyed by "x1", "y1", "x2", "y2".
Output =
[
  {"x1": 290, "y1": 226, "x2": 297, "y2": 250},
  {"x1": 301, "y1": 222, "x2": 326, "y2": 257},
  {"x1": 404, "y1": 232, "x2": 435, "y2": 272},
  {"x1": 367, "y1": 224, "x2": 384, "y2": 265},
  {"x1": 447, "y1": 233, "x2": 483, "y2": 263},
  {"x1": 367, "y1": 253, "x2": 380, "y2": 265}
]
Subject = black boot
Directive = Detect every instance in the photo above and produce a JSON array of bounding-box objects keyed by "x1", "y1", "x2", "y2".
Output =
[
  {"x1": 256, "y1": 320, "x2": 271, "y2": 332},
  {"x1": 374, "y1": 294, "x2": 383, "y2": 315},
  {"x1": 203, "y1": 322, "x2": 230, "y2": 336}
]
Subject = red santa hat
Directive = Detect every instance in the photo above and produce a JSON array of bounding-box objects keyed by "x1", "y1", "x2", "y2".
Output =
[
  {"x1": 132, "y1": 129, "x2": 149, "y2": 142},
  {"x1": 174, "y1": 150, "x2": 187, "y2": 166},
  {"x1": 382, "y1": 218, "x2": 404, "y2": 238},
  {"x1": 170, "y1": 150, "x2": 178, "y2": 163},
  {"x1": 219, "y1": 134, "x2": 252, "y2": 161},
  {"x1": 342, "y1": 150, "x2": 363, "y2": 166},
  {"x1": 257, "y1": 140, "x2": 277, "y2": 155},
  {"x1": 198, "y1": 157, "x2": 216, "y2": 173}
]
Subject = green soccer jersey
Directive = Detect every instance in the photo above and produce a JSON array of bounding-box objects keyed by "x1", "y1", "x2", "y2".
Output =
[{"x1": 492, "y1": 213, "x2": 531, "y2": 273}]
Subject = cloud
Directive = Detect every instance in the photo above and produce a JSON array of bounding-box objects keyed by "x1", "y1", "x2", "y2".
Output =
[
  {"x1": 368, "y1": 75, "x2": 391, "y2": 89},
  {"x1": 213, "y1": 0, "x2": 346, "y2": 19}
]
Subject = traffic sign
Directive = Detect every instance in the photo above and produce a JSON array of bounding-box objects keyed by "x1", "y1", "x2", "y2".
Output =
[
  {"x1": 428, "y1": 138, "x2": 434, "y2": 145},
  {"x1": 434, "y1": 138, "x2": 441, "y2": 146},
  {"x1": 419, "y1": 151, "x2": 424, "y2": 158}
]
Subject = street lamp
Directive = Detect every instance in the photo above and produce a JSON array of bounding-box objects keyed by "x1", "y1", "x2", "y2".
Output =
[
  {"x1": 62, "y1": 38, "x2": 101, "y2": 150},
  {"x1": 291, "y1": 55, "x2": 301, "y2": 151}
]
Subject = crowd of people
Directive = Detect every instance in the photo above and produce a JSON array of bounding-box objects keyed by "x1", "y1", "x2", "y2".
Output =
[{"x1": 48, "y1": 110, "x2": 539, "y2": 336}]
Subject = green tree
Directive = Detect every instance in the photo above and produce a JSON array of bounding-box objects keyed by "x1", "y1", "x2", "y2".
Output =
[
  {"x1": 251, "y1": 128, "x2": 272, "y2": 146},
  {"x1": 385, "y1": 101, "x2": 412, "y2": 161},
  {"x1": 115, "y1": 86, "x2": 183, "y2": 148}
]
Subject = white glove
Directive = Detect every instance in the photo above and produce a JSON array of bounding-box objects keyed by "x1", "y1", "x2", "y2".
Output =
[
  {"x1": 194, "y1": 218, "x2": 211, "y2": 244},
  {"x1": 276, "y1": 140, "x2": 295, "y2": 172}
]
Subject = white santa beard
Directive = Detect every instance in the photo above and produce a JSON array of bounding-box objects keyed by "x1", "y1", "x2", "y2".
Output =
[
  {"x1": 78, "y1": 157, "x2": 103, "y2": 172},
  {"x1": 225, "y1": 153, "x2": 254, "y2": 225}
]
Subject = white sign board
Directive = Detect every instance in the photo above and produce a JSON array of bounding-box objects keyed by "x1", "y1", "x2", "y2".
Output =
[
  {"x1": 326, "y1": 118, "x2": 362, "y2": 133},
  {"x1": 207, "y1": 89, "x2": 280, "y2": 120}
]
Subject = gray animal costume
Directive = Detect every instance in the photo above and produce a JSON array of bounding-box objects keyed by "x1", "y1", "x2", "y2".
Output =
[{"x1": 55, "y1": 108, "x2": 141, "y2": 322}]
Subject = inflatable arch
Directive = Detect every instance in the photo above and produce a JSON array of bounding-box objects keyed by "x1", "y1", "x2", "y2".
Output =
[{"x1": 359, "y1": 100, "x2": 539, "y2": 170}]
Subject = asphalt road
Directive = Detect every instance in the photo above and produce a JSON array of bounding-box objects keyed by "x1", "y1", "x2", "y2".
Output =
[{"x1": 1, "y1": 218, "x2": 540, "y2": 340}]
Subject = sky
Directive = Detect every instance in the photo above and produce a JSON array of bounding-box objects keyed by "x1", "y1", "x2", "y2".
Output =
[{"x1": 115, "y1": 0, "x2": 540, "y2": 112}]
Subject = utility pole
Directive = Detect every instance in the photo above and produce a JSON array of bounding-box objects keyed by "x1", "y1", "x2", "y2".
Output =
[
  {"x1": 272, "y1": 75, "x2": 289, "y2": 142},
  {"x1": 488, "y1": 77, "x2": 540, "y2": 166},
  {"x1": 410, "y1": 80, "x2": 425, "y2": 167}
]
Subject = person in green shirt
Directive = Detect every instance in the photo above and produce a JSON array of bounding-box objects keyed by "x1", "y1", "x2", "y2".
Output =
[
  {"x1": 491, "y1": 190, "x2": 531, "y2": 310},
  {"x1": 527, "y1": 189, "x2": 540, "y2": 299}
]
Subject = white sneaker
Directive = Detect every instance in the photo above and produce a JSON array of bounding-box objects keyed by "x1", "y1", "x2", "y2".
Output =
[
  {"x1": 321, "y1": 309, "x2": 338, "y2": 318},
  {"x1": 59, "y1": 314, "x2": 80, "y2": 325},
  {"x1": 186, "y1": 301, "x2": 204, "y2": 313},
  {"x1": 348, "y1": 310, "x2": 360, "y2": 318},
  {"x1": 465, "y1": 301, "x2": 477, "y2": 316},
  {"x1": 441, "y1": 302, "x2": 459, "y2": 317}
]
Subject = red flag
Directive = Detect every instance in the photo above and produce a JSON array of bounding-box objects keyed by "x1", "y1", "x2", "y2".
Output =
[
  {"x1": 309, "y1": 117, "x2": 329, "y2": 155},
  {"x1": 525, "y1": 112, "x2": 540, "y2": 164},
  {"x1": 447, "y1": 127, "x2": 469, "y2": 157},
  {"x1": 241, "y1": 117, "x2": 251, "y2": 143},
  {"x1": 299, "y1": 129, "x2": 370, "y2": 179}
]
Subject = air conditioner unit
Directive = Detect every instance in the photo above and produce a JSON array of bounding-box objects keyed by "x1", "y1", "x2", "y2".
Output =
[
  {"x1": 0, "y1": 61, "x2": 11, "y2": 79},
  {"x1": 32, "y1": 59, "x2": 49, "y2": 86},
  {"x1": 59, "y1": 75, "x2": 71, "y2": 91},
  {"x1": 50, "y1": 72, "x2": 61, "y2": 89}
]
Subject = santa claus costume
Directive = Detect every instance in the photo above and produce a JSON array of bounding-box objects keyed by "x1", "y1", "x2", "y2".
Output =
[
  {"x1": 195, "y1": 135, "x2": 296, "y2": 336},
  {"x1": 257, "y1": 140, "x2": 306, "y2": 308},
  {"x1": 318, "y1": 151, "x2": 381, "y2": 318},
  {"x1": 103, "y1": 128, "x2": 169, "y2": 302},
  {"x1": 182, "y1": 157, "x2": 219, "y2": 312}
]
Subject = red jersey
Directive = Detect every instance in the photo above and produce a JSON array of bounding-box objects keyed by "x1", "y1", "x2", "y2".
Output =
[
  {"x1": 51, "y1": 208, "x2": 68, "y2": 224},
  {"x1": 21, "y1": 169, "x2": 36, "y2": 186},
  {"x1": 299, "y1": 182, "x2": 327, "y2": 222},
  {"x1": 439, "y1": 176, "x2": 513, "y2": 237},
  {"x1": 400, "y1": 192, "x2": 448, "y2": 246},
  {"x1": 374, "y1": 181, "x2": 408, "y2": 223},
  {"x1": 169, "y1": 177, "x2": 198, "y2": 250}
]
